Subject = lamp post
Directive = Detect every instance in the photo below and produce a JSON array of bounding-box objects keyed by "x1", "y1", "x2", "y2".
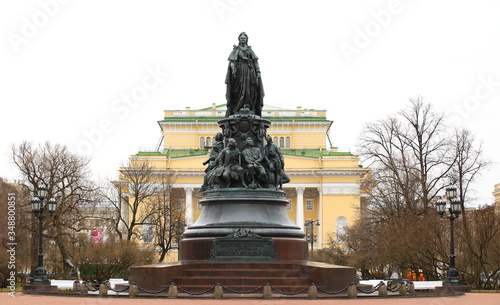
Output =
[
  {"x1": 304, "y1": 219, "x2": 320, "y2": 251},
  {"x1": 435, "y1": 185, "x2": 464, "y2": 287},
  {"x1": 30, "y1": 182, "x2": 57, "y2": 286}
]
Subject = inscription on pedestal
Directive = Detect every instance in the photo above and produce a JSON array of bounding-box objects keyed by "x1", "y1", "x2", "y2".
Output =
[{"x1": 211, "y1": 230, "x2": 276, "y2": 260}]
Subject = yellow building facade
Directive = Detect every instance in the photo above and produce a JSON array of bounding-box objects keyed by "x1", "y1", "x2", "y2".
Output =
[{"x1": 122, "y1": 104, "x2": 370, "y2": 250}]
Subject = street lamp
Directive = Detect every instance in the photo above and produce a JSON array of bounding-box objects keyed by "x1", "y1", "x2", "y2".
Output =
[
  {"x1": 304, "y1": 219, "x2": 320, "y2": 251},
  {"x1": 435, "y1": 185, "x2": 464, "y2": 287},
  {"x1": 30, "y1": 182, "x2": 57, "y2": 286}
]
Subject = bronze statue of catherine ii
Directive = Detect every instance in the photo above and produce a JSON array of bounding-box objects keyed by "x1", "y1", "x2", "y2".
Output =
[{"x1": 225, "y1": 32, "x2": 265, "y2": 118}]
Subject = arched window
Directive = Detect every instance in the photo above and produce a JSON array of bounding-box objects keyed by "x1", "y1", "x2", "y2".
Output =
[
  {"x1": 279, "y1": 137, "x2": 285, "y2": 148},
  {"x1": 206, "y1": 137, "x2": 211, "y2": 147},
  {"x1": 286, "y1": 136, "x2": 291, "y2": 148},
  {"x1": 142, "y1": 217, "x2": 154, "y2": 244},
  {"x1": 273, "y1": 137, "x2": 278, "y2": 145},
  {"x1": 336, "y1": 216, "x2": 348, "y2": 243},
  {"x1": 200, "y1": 137, "x2": 205, "y2": 149}
]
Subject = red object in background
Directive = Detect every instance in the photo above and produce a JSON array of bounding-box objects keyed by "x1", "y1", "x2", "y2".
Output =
[{"x1": 91, "y1": 229, "x2": 103, "y2": 243}]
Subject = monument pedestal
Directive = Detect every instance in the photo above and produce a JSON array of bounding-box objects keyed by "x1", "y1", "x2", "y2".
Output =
[
  {"x1": 22, "y1": 284, "x2": 58, "y2": 293},
  {"x1": 129, "y1": 188, "x2": 359, "y2": 294},
  {"x1": 180, "y1": 188, "x2": 307, "y2": 261},
  {"x1": 180, "y1": 237, "x2": 308, "y2": 261}
]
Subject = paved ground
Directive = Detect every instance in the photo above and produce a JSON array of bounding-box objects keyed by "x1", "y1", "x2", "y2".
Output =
[{"x1": 1, "y1": 293, "x2": 499, "y2": 305}]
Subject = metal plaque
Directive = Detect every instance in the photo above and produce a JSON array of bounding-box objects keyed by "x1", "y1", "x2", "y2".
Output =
[{"x1": 211, "y1": 230, "x2": 276, "y2": 260}]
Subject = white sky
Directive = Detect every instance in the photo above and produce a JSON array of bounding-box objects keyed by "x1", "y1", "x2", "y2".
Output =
[{"x1": 1, "y1": 0, "x2": 499, "y2": 207}]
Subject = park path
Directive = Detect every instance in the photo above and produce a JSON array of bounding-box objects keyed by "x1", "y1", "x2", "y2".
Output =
[{"x1": 1, "y1": 293, "x2": 500, "y2": 305}]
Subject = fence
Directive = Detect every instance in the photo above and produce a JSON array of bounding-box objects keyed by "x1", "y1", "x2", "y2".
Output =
[{"x1": 69, "y1": 279, "x2": 416, "y2": 299}]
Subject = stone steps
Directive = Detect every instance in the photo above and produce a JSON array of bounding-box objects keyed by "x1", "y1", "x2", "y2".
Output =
[
  {"x1": 129, "y1": 260, "x2": 358, "y2": 293},
  {"x1": 172, "y1": 262, "x2": 313, "y2": 293},
  {"x1": 173, "y1": 283, "x2": 311, "y2": 294},
  {"x1": 175, "y1": 275, "x2": 312, "y2": 286}
]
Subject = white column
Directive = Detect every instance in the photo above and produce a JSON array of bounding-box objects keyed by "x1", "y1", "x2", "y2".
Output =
[
  {"x1": 118, "y1": 188, "x2": 128, "y2": 235},
  {"x1": 317, "y1": 186, "x2": 322, "y2": 248},
  {"x1": 184, "y1": 187, "x2": 194, "y2": 226},
  {"x1": 296, "y1": 187, "x2": 305, "y2": 230}
]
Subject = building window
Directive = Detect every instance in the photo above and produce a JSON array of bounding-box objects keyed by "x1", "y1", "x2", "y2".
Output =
[
  {"x1": 286, "y1": 137, "x2": 291, "y2": 148},
  {"x1": 142, "y1": 217, "x2": 154, "y2": 244},
  {"x1": 273, "y1": 137, "x2": 278, "y2": 145},
  {"x1": 306, "y1": 199, "x2": 314, "y2": 211},
  {"x1": 280, "y1": 137, "x2": 284, "y2": 148},
  {"x1": 336, "y1": 216, "x2": 348, "y2": 243},
  {"x1": 206, "y1": 137, "x2": 211, "y2": 147},
  {"x1": 286, "y1": 200, "x2": 292, "y2": 211},
  {"x1": 176, "y1": 199, "x2": 184, "y2": 210},
  {"x1": 200, "y1": 137, "x2": 205, "y2": 148}
]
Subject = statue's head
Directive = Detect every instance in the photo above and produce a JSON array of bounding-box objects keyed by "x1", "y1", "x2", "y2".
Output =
[
  {"x1": 215, "y1": 132, "x2": 223, "y2": 141},
  {"x1": 238, "y1": 32, "x2": 248, "y2": 45},
  {"x1": 266, "y1": 135, "x2": 272, "y2": 144},
  {"x1": 245, "y1": 137, "x2": 254, "y2": 147},
  {"x1": 228, "y1": 138, "x2": 237, "y2": 148}
]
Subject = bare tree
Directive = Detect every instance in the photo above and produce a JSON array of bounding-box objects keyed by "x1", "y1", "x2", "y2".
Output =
[
  {"x1": 359, "y1": 117, "x2": 414, "y2": 216},
  {"x1": 344, "y1": 216, "x2": 386, "y2": 279},
  {"x1": 448, "y1": 128, "x2": 491, "y2": 211},
  {"x1": 354, "y1": 97, "x2": 494, "y2": 284},
  {"x1": 100, "y1": 162, "x2": 186, "y2": 261},
  {"x1": 440, "y1": 128, "x2": 493, "y2": 287},
  {"x1": 355, "y1": 97, "x2": 458, "y2": 279},
  {"x1": 358, "y1": 97, "x2": 456, "y2": 218},
  {"x1": 457, "y1": 206, "x2": 500, "y2": 289},
  {"x1": 97, "y1": 179, "x2": 126, "y2": 240},
  {"x1": 11, "y1": 141, "x2": 97, "y2": 278},
  {"x1": 105, "y1": 160, "x2": 159, "y2": 241},
  {"x1": 398, "y1": 97, "x2": 454, "y2": 211},
  {"x1": 0, "y1": 178, "x2": 32, "y2": 284},
  {"x1": 150, "y1": 170, "x2": 185, "y2": 262}
]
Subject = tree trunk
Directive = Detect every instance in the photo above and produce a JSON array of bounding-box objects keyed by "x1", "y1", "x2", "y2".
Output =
[{"x1": 55, "y1": 222, "x2": 73, "y2": 279}]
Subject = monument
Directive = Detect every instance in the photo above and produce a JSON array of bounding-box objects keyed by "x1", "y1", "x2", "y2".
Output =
[{"x1": 129, "y1": 33, "x2": 359, "y2": 294}]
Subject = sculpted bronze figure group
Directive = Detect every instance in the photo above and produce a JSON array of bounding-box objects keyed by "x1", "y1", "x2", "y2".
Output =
[
  {"x1": 200, "y1": 32, "x2": 289, "y2": 191},
  {"x1": 201, "y1": 135, "x2": 289, "y2": 191}
]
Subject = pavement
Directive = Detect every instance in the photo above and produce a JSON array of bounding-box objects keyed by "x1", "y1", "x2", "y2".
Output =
[{"x1": 2, "y1": 292, "x2": 500, "y2": 305}]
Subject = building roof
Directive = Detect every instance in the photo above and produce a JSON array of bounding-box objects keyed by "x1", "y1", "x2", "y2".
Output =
[
  {"x1": 184, "y1": 104, "x2": 290, "y2": 111},
  {"x1": 150, "y1": 103, "x2": 342, "y2": 157},
  {"x1": 136, "y1": 148, "x2": 354, "y2": 158},
  {"x1": 161, "y1": 104, "x2": 329, "y2": 122}
]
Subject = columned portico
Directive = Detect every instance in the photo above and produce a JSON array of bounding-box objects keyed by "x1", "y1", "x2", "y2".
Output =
[{"x1": 317, "y1": 186, "x2": 323, "y2": 248}]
